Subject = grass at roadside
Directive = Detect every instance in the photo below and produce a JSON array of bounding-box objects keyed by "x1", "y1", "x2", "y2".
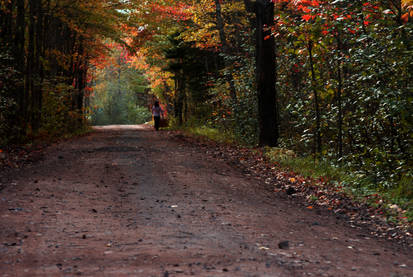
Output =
[
  {"x1": 183, "y1": 126, "x2": 235, "y2": 144},
  {"x1": 263, "y1": 148, "x2": 413, "y2": 226},
  {"x1": 165, "y1": 119, "x2": 235, "y2": 144}
]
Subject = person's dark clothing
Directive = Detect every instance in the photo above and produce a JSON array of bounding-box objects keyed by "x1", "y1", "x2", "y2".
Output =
[
  {"x1": 154, "y1": 116, "x2": 161, "y2": 131},
  {"x1": 152, "y1": 104, "x2": 163, "y2": 131}
]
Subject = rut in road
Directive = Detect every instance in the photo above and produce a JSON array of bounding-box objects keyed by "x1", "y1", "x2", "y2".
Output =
[{"x1": 0, "y1": 125, "x2": 412, "y2": 276}]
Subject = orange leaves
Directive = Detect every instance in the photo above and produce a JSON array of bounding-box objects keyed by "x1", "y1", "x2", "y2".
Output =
[
  {"x1": 401, "y1": 13, "x2": 409, "y2": 23},
  {"x1": 149, "y1": 2, "x2": 192, "y2": 22},
  {"x1": 401, "y1": 9, "x2": 413, "y2": 23}
]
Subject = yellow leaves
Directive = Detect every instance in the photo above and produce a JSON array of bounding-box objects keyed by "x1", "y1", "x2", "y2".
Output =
[
  {"x1": 222, "y1": 1, "x2": 245, "y2": 14},
  {"x1": 191, "y1": 1, "x2": 215, "y2": 25},
  {"x1": 193, "y1": 13, "x2": 200, "y2": 25},
  {"x1": 204, "y1": 23, "x2": 216, "y2": 29},
  {"x1": 181, "y1": 0, "x2": 248, "y2": 50},
  {"x1": 402, "y1": 0, "x2": 413, "y2": 9},
  {"x1": 181, "y1": 26, "x2": 220, "y2": 49}
]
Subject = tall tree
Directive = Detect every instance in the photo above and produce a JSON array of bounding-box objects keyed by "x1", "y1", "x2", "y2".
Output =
[{"x1": 244, "y1": 0, "x2": 279, "y2": 146}]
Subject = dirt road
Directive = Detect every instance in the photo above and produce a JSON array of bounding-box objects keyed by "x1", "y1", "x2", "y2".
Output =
[{"x1": 0, "y1": 125, "x2": 412, "y2": 276}]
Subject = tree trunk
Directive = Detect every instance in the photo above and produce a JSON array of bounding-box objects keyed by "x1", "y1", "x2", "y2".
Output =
[
  {"x1": 31, "y1": 0, "x2": 42, "y2": 132},
  {"x1": 15, "y1": 0, "x2": 25, "y2": 70},
  {"x1": 15, "y1": 0, "x2": 26, "y2": 134},
  {"x1": 36, "y1": 0, "x2": 45, "y2": 130},
  {"x1": 308, "y1": 40, "x2": 321, "y2": 155},
  {"x1": 255, "y1": 0, "x2": 278, "y2": 147},
  {"x1": 0, "y1": 0, "x2": 14, "y2": 41},
  {"x1": 26, "y1": 0, "x2": 36, "y2": 133},
  {"x1": 335, "y1": 36, "x2": 343, "y2": 159},
  {"x1": 72, "y1": 40, "x2": 87, "y2": 127},
  {"x1": 174, "y1": 71, "x2": 185, "y2": 126}
]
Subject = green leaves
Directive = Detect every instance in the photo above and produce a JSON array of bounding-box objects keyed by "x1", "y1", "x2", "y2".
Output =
[{"x1": 274, "y1": 0, "x2": 412, "y2": 201}]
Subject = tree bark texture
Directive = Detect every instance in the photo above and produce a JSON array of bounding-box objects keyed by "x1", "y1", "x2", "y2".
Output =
[
  {"x1": 174, "y1": 71, "x2": 185, "y2": 126},
  {"x1": 0, "y1": 0, "x2": 14, "y2": 41},
  {"x1": 335, "y1": 34, "x2": 344, "y2": 159},
  {"x1": 308, "y1": 40, "x2": 321, "y2": 155},
  {"x1": 15, "y1": 0, "x2": 27, "y2": 134},
  {"x1": 255, "y1": 0, "x2": 278, "y2": 147}
]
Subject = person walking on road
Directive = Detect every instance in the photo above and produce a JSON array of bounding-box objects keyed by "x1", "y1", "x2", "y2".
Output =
[{"x1": 152, "y1": 101, "x2": 164, "y2": 131}]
